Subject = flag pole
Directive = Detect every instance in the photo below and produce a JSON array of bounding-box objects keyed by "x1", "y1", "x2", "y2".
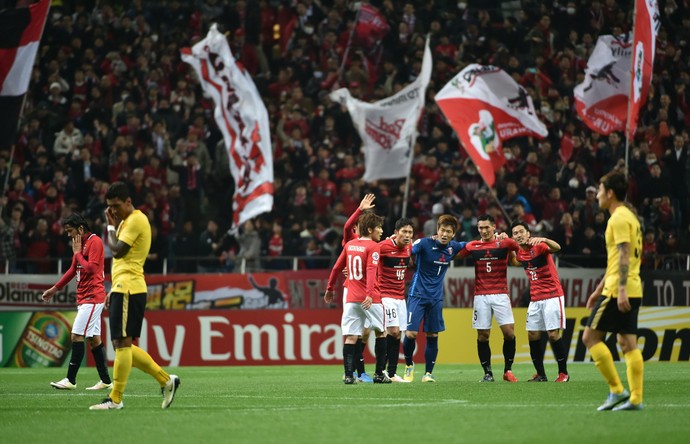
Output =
[
  {"x1": 401, "y1": 131, "x2": 417, "y2": 218},
  {"x1": 339, "y1": 4, "x2": 363, "y2": 81},
  {"x1": 0, "y1": 94, "x2": 28, "y2": 215},
  {"x1": 624, "y1": 0, "x2": 638, "y2": 178}
]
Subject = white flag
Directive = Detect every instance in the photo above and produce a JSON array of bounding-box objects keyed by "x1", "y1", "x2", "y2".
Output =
[
  {"x1": 330, "y1": 38, "x2": 432, "y2": 182},
  {"x1": 574, "y1": 35, "x2": 632, "y2": 135},
  {"x1": 181, "y1": 24, "x2": 273, "y2": 229},
  {"x1": 435, "y1": 64, "x2": 547, "y2": 187}
]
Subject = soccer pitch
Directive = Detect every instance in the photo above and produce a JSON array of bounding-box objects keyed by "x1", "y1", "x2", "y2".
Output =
[{"x1": 1, "y1": 363, "x2": 688, "y2": 444}]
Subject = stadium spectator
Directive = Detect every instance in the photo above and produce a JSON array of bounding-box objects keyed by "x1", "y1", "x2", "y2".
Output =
[{"x1": 1, "y1": 0, "x2": 687, "y2": 273}]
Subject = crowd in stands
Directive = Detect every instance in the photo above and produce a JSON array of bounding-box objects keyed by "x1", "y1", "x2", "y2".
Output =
[{"x1": 1, "y1": 0, "x2": 689, "y2": 274}]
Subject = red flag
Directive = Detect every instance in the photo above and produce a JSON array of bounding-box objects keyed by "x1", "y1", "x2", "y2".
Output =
[
  {"x1": 353, "y1": 4, "x2": 389, "y2": 47},
  {"x1": 559, "y1": 133, "x2": 575, "y2": 163},
  {"x1": 435, "y1": 65, "x2": 548, "y2": 187},
  {"x1": 628, "y1": 0, "x2": 660, "y2": 140},
  {"x1": 0, "y1": 0, "x2": 50, "y2": 96},
  {"x1": 0, "y1": 0, "x2": 50, "y2": 150}
]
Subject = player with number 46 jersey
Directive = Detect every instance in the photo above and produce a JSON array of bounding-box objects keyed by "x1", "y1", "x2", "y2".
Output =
[{"x1": 378, "y1": 217, "x2": 414, "y2": 382}]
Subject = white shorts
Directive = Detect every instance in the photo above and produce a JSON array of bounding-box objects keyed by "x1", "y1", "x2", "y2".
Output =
[
  {"x1": 341, "y1": 302, "x2": 384, "y2": 336},
  {"x1": 526, "y1": 296, "x2": 566, "y2": 332},
  {"x1": 343, "y1": 287, "x2": 371, "y2": 329},
  {"x1": 472, "y1": 294, "x2": 514, "y2": 329},
  {"x1": 72, "y1": 303, "x2": 105, "y2": 337},
  {"x1": 382, "y1": 297, "x2": 407, "y2": 330}
]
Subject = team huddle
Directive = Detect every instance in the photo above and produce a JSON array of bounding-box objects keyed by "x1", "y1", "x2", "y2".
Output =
[
  {"x1": 42, "y1": 174, "x2": 644, "y2": 412},
  {"x1": 324, "y1": 172, "x2": 645, "y2": 411}
]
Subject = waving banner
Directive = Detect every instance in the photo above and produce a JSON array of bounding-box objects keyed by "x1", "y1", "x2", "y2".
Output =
[
  {"x1": 0, "y1": 0, "x2": 50, "y2": 150},
  {"x1": 574, "y1": 35, "x2": 632, "y2": 135},
  {"x1": 628, "y1": 0, "x2": 660, "y2": 140},
  {"x1": 330, "y1": 37, "x2": 431, "y2": 182},
  {"x1": 353, "y1": 4, "x2": 390, "y2": 47},
  {"x1": 435, "y1": 64, "x2": 547, "y2": 187},
  {"x1": 181, "y1": 24, "x2": 273, "y2": 228}
]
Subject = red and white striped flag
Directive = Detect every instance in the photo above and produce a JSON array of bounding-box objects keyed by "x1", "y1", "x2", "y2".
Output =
[
  {"x1": 330, "y1": 38, "x2": 431, "y2": 182},
  {"x1": 0, "y1": 0, "x2": 50, "y2": 150},
  {"x1": 435, "y1": 64, "x2": 548, "y2": 187},
  {"x1": 0, "y1": 0, "x2": 50, "y2": 96},
  {"x1": 181, "y1": 24, "x2": 273, "y2": 229},
  {"x1": 628, "y1": 0, "x2": 660, "y2": 140},
  {"x1": 574, "y1": 35, "x2": 632, "y2": 135}
]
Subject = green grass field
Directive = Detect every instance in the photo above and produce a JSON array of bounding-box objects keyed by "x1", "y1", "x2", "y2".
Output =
[{"x1": 1, "y1": 362, "x2": 689, "y2": 444}]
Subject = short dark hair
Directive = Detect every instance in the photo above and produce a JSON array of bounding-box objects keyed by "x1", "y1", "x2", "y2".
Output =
[
  {"x1": 510, "y1": 220, "x2": 530, "y2": 234},
  {"x1": 357, "y1": 212, "x2": 384, "y2": 236},
  {"x1": 105, "y1": 181, "x2": 130, "y2": 201},
  {"x1": 477, "y1": 214, "x2": 495, "y2": 224},
  {"x1": 62, "y1": 213, "x2": 89, "y2": 232},
  {"x1": 395, "y1": 217, "x2": 414, "y2": 231},
  {"x1": 600, "y1": 172, "x2": 627, "y2": 201}
]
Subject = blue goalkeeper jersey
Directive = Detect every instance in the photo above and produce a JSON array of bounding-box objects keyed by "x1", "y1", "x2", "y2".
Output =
[{"x1": 408, "y1": 237, "x2": 466, "y2": 301}]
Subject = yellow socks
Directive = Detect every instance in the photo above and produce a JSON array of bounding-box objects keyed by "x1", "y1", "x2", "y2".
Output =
[
  {"x1": 110, "y1": 347, "x2": 133, "y2": 404},
  {"x1": 625, "y1": 349, "x2": 644, "y2": 405},
  {"x1": 132, "y1": 345, "x2": 170, "y2": 386},
  {"x1": 590, "y1": 342, "x2": 625, "y2": 394}
]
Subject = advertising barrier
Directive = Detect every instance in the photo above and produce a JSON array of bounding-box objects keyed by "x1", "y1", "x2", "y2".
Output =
[
  {"x1": 2, "y1": 269, "x2": 688, "y2": 311},
  {"x1": 0, "y1": 271, "x2": 333, "y2": 311},
  {"x1": 2, "y1": 308, "x2": 688, "y2": 367}
]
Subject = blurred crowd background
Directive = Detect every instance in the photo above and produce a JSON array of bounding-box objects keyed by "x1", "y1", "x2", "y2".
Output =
[{"x1": 1, "y1": 0, "x2": 689, "y2": 274}]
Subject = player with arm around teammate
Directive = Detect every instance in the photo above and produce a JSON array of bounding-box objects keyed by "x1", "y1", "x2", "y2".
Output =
[
  {"x1": 324, "y1": 212, "x2": 391, "y2": 384},
  {"x1": 89, "y1": 182, "x2": 180, "y2": 410},
  {"x1": 510, "y1": 221, "x2": 570, "y2": 383},
  {"x1": 403, "y1": 215, "x2": 467, "y2": 382},
  {"x1": 458, "y1": 214, "x2": 520, "y2": 383},
  {"x1": 583, "y1": 172, "x2": 644, "y2": 411},
  {"x1": 43, "y1": 213, "x2": 112, "y2": 391},
  {"x1": 379, "y1": 217, "x2": 414, "y2": 383}
]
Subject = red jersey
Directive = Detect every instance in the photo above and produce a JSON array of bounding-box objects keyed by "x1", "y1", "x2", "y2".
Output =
[
  {"x1": 377, "y1": 238, "x2": 412, "y2": 300},
  {"x1": 459, "y1": 238, "x2": 519, "y2": 295},
  {"x1": 342, "y1": 208, "x2": 361, "y2": 246},
  {"x1": 55, "y1": 233, "x2": 106, "y2": 305},
  {"x1": 515, "y1": 242, "x2": 563, "y2": 301},
  {"x1": 327, "y1": 237, "x2": 380, "y2": 303}
]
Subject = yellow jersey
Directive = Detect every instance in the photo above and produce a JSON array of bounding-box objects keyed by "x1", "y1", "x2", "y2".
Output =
[
  {"x1": 111, "y1": 209, "x2": 151, "y2": 294},
  {"x1": 602, "y1": 205, "x2": 643, "y2": 298}
]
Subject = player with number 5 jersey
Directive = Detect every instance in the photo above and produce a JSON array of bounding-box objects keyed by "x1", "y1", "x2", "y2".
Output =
[{"x1": 458, "y1": 214, "x2": 520, "y2": 383}]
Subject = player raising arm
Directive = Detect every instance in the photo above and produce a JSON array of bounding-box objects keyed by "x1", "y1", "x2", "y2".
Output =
[
  {"x1": 43, "y1": 213, "x2": 112, "y2": 391},
  {"x1": 89, "y1": 182, "x2": 179, "y2": 410},
  {"x1": 324, "y1": 212, "x2": 391, "y2": 384}
]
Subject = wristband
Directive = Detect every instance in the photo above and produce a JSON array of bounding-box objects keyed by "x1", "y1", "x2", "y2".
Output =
[{"x1": 107, "y1": 225, "x2": 116, "y2": 232}]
